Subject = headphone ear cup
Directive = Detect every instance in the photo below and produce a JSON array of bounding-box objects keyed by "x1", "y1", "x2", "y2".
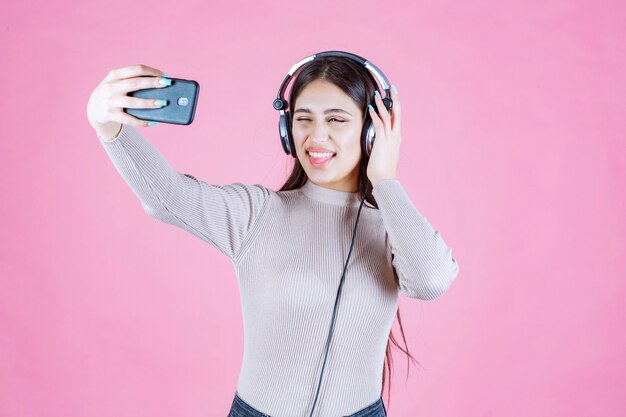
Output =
[
  {"x1": 362, "y1": 120, "x2": 376, "y2": 157},
  {"x1": 285, "y1": 112, "x2": 297, "y2": 158},
  {"x1": 279, "y1": 111, "x2": 295, "y2": 156}
]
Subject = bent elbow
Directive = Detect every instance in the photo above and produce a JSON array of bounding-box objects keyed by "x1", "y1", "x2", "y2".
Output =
[
  {"x1": 142, "y1": 201, "x2": 162, "y2": 218},
  {"x1": 431, "y1": 257, "x2": 460, "y2": 299},
  {"x1": 142, "y1": 201, "x2": 174, "y2": 224},
  {"x1": 400, "y1": 257, "x2": 460, "y2": 300}
]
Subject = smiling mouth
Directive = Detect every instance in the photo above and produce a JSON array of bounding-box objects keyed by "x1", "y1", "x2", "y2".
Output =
[
  {"x1": 307, "y1": 151, "x2": 336, "y2": 167},
  {"x1": 307, "y1": 150, "x2": 337, "y2": 157}
]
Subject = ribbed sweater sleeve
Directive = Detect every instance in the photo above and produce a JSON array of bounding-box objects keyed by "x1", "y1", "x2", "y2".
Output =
[
  {"x1": 98, "y1": 124, "x2": 270, "y2": 259},
  {"x1": 371, "y1": 178, "x2": 459, "y2": 300}
]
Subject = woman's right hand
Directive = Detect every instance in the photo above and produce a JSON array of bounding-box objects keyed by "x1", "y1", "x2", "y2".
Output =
[{"x1": 87, "y1": 64, "x2": 170, "y2": 140}]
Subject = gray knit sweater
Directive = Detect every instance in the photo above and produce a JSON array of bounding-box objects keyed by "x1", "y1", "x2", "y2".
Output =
[{"x1": 98, "y1": 124, "x2": 459, "y2": 417}]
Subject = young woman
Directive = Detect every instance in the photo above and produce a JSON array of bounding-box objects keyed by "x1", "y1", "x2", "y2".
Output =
[{"x1": 87, "y1": 52, "x2": 459, "y2": 417}]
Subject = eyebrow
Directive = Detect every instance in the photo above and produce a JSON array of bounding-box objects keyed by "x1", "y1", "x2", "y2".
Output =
[{"x1": 293, "y1": 108, "x2": 353, "y2": 116}]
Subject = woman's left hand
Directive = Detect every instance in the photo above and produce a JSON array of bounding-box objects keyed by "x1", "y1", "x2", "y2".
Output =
[{"x1": 366, "y1": 85, "x2": 402, "y2": 187}]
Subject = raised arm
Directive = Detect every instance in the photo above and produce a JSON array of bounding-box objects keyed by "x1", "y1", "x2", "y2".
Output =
[
  {"x1": 88, "y1": 65, "x2": 270, "y2": 259},
  {"x1": 98, "y1": 124, "x2": 270, "y2": 259},
  {"x1": 372, "y1": 178, "x2": 459, "y2": 300}
]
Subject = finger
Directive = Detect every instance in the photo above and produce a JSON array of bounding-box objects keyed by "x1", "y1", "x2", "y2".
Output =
[
  {"x1": 389, "y1": 86, "x2": 401, "y2": 131},
  {"x1": 110, "y1": 109, "x2": 154, "y2": 127},
  {"x1": 110, "y1": 95, "x2": 169, "y2": 110},
  {"x1": 374, "y1": 91, "x2": 392, "y2": 139},
  {"x1": 368, "y1": 105, "x2": 386, "y2": 141},
  {"x1": 112, "y1": 75, "x2": 170, "y2": 95},
  {"x1": 106, "y1": 64, "x2": 166, "y2": 82}
]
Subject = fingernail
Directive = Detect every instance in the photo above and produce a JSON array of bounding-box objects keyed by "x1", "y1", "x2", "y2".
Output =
[
  {"x1": 159, "y1": 78, "x2": 172, "y2": 86},
  {"x1": 154, "y1": 99, "x2": 168, "y2": 106},
  {"x1": 368, "y1": 104, "x2": 375, "y2": 111},
  {"x1": 374, "y1": 90, "x2": 381, "y2": 99},
  {"x1": 148, "y1": 121, "x2": 158, "y2": 126},
  {"x1": 391, "y1": 84, "x2": 398, "y2": 94}
]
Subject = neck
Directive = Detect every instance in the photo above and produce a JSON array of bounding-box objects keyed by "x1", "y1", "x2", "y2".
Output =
[{"x1": 300, "y1": 179, "x2": 361, "y2": 207}]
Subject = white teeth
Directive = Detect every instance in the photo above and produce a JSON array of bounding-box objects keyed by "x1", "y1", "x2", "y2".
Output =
[{"x1": 308, "y1": 151, "x2": 334, "y2": 158}]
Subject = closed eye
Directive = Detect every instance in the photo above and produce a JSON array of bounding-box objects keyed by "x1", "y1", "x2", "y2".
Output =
[{"x1": 296, "y1": 118, "x2": 346, "y2": 123}]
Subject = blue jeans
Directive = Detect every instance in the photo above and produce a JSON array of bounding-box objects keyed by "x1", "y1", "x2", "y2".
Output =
[{"x1": 227, "y1": 390, "x2": 388, "y2": 417}]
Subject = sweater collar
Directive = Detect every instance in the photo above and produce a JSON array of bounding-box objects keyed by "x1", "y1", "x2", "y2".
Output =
[{"x1": 300, "y1": 180, "x2": 362, "y2": 207}]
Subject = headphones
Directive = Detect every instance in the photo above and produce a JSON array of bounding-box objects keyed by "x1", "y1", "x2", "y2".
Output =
[
  {"x1": 273, "y1": 51, "x2": 392, "y2": 417},
  {"x1": 272, "y1": 50, "x2": 393, "y2": 159}
]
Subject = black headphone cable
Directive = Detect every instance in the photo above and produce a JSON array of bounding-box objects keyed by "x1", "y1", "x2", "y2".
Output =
[{"x1": 307, "y1": 182, "x2": 370, "y2": 417}]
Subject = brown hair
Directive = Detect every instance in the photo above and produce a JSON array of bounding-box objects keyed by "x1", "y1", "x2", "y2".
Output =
[{"x1": 277, "y1": 55, "x2": 421, "y2": 409}]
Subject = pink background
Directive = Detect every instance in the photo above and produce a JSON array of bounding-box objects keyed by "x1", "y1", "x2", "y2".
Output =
[{"x1": 1, "y1": 0, "x2": 624, "y2": 416}]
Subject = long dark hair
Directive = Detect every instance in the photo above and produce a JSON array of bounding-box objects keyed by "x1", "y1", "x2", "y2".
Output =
[{"x1": 277, "y1": 55, "x2": 421, "y2": 409}]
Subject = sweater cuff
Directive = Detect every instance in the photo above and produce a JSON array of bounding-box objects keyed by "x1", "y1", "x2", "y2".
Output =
[{"x1": 98, "y1": 123, "x2": 132, "y2": 144}]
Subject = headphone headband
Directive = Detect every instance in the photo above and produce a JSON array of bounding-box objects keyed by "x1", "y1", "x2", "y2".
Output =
[
  {"x1": 273, "y1": 50, "x2": 393, "y2": 157},
  {"x1": 272, "y1": 50, "x2": 392, "y2": 112}
]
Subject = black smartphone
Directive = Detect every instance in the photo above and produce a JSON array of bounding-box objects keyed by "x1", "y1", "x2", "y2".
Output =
[{"x1": 123, "y1": 77, "x2": 200, "y2": 125}]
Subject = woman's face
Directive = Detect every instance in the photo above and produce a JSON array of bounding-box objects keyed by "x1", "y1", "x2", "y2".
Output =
[{"x1": 291, "y1": 79, "x2": 364, "y2": 192}]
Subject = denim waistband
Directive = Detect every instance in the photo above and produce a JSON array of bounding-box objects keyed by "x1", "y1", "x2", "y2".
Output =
[
  {"x1": 230, "y1": 391, "x2": 271, "y2": 417},
  {"x1": 228, "y1": 391, "x2": 387, "y2": 417}
]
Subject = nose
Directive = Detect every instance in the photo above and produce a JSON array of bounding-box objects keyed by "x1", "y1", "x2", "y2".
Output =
[{"x1": 311, "y1": 121, "x2": 330, "y2": 141}]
